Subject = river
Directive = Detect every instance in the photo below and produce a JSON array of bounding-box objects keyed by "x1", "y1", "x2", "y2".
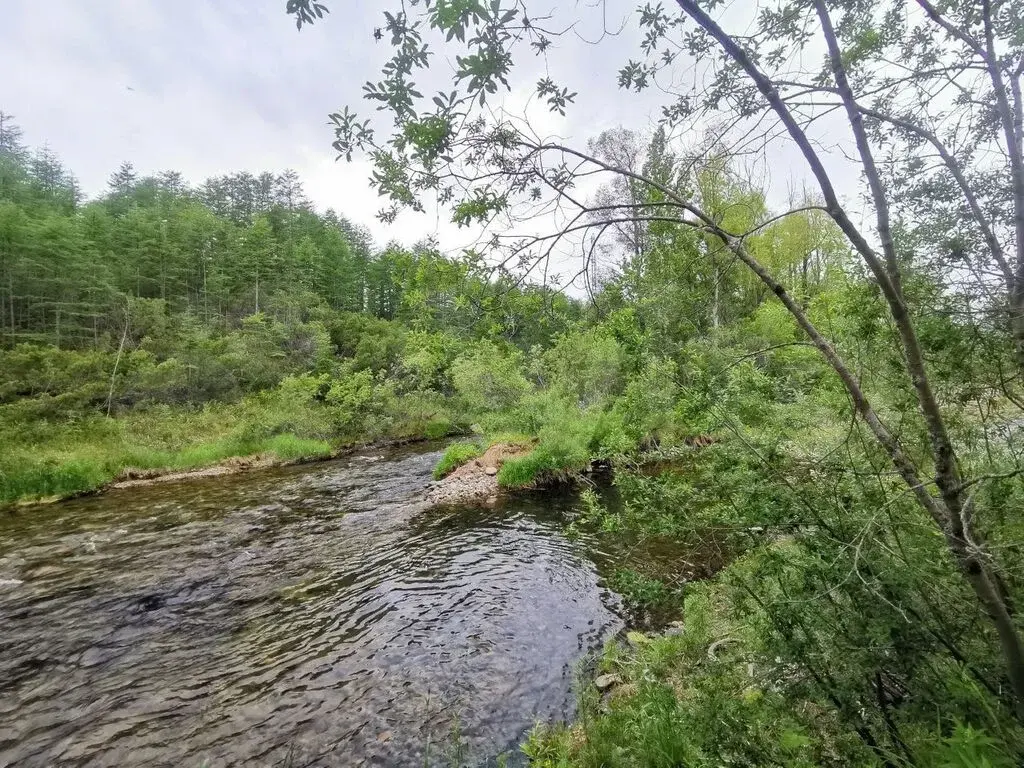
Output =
[{"x1": 0, "y1": 443, "x2": 627, "y2": 767}]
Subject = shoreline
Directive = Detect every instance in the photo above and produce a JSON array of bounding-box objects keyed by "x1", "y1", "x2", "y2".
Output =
[
  {"x1": 5, "y1": 433, "x2": 712, "y2": 512},
  {"x1": 4, "y1": 434, "x2": 452, "y2": 510}
]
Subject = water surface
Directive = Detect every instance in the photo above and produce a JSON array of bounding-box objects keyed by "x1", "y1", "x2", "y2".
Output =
[{"x1": 0, "y1": 444, "x2": 623, "y2": 767}]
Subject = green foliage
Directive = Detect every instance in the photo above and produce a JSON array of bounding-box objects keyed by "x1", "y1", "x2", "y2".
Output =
[
  {"x1": 525, "y1": 573, "x2": 861, "y2": 767},
  {"x1": 0, "y1": 401, "x2": 331, "y2": 504},
  {"x1": 0, "y1": 116, "x2": 595, "y2": 504},
  {"x1": 8, "y1": 70, "x2": 1024, "y2": 768},
  {"x1": 613, "y1": 356, "x2": 678, "y2": 443},
  {"x1": 496, "y1": 398, "x2": 609, "y2": 487},
  {"x1": 544, "y1": 329, "x2": 626, "y2": 408},
  {"x1": 607, "y1": 569, "x2": 684, "y2": 625},
  {"x1": 450, "y1": 342, "x2": 531, "y2": 412},
  {"x1": 433, "y1": 441, "x2": 482, "y2": 479},
  {"x1": 932, "y1": 724, "x2": 1019, "y2": 768},
  {"x1": 532, "y1": 423, "x2": 1024, "y2": 765}
]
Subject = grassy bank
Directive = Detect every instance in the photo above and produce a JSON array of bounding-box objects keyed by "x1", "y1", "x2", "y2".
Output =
[
  {"x1": 525, "y1": 547, "x2": 1024, "y2": 767},
  {"x1": 1, "y1": 426, "x2": 332, "y2": 504},
  {"x1": 0, "y1": 381, "x2": 462, "y2": 505},
  {"x1": 524, "y1": 547, "x2": 863, "y2": 767}
]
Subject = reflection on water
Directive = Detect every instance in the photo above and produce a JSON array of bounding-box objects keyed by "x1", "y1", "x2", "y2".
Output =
[{"x1": 0, "y1": 444, "x2": 622, "y2": 767}]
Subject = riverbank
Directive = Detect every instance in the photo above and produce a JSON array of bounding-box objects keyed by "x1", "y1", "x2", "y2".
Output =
[
  {"x1": 0, "y1": 393, "x2": 465, "y2": 507},
  {"x1": 2, "y1": 433, "x2": 470, "y2": 508},
  {"x1": 522, "y1": 551, "x2": 770, "y2": 765},
  {"x1": 522, "y1": 536, "x2": 849, "y2": 766}
]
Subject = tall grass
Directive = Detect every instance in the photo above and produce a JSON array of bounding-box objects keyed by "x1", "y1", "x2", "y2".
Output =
[{"x1": 0, "y1": 429, "x2": 333, "y2": 504}]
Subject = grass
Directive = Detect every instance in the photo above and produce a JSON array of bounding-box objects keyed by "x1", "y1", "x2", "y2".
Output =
[
  {"x1": 0, "y1": 370, "x2": 472, "y2": 504},
  {"x1": 0, "y1": 361, "x2": 479, "y2": 505},
  {"x1": 495, "y1": 452, "x2": 547, "y2": 487},
  {"x1": 0, "y1": 424, "x2": 334, "y2": 504},
  {"x1": 0, "y1": 386, "x2": 452, "y2": 504},
  {"x1": 497, "y1": 438, "x2": 591, "y2": 488},
  {"x1": 432, "y1": 441, "x2": 482, "y2": 479}
]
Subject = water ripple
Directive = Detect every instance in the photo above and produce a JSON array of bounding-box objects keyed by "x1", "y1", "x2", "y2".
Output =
[{"x1": 0, "y1": 444, "x2": 621, "y2": 767}]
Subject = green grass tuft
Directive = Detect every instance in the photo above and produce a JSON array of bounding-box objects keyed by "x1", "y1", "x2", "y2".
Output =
[
  {"x1": 433, "y1": 441, "x2": 482, "y2": 479},
  {"x1": 497, "y1": 439, "x2": 590, "y2": 488},
  {"x1": 495, "y1": 452, "x2": 546, "y2": 487}
]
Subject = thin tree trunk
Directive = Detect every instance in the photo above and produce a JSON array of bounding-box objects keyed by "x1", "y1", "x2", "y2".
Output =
[
  {"x1": 712, "y1": 260, "x2": 720, "y2": 330},
  {"x1": 978, "y1": 0, "x2": 1024, "y2": 375},
  {"x1": 106, "y1": 305, "x2": 129, "y2": 417},
  {"x1": 801, "y1": 254, "x2": 809, "y2": 309},
  {"x1": 8, "y1": 270, "x2": 14, "y2": 344}
]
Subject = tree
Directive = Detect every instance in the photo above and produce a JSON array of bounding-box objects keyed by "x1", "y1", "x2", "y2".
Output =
[
  {"x1": 108, "y1": 161, "x2": 137, "y2": 196},
  {"x1": 0, "y1": 112, "x2": 27, "y2": 161},
  {"x1": 274, "y1": 169, "x2": 308, "y2": 211},
  {"x1": 286, "y1": 0, "x2": 1024, "y2": 719},
  {"x1": 587, "y1": 127, "x2": 651, "y2": 263},
  {"x1": 29, "y1": 146, "x2": 80, "y2": 211},
  {"x1": 156, "y1": 170, "x2": 188, "y2": 198}
]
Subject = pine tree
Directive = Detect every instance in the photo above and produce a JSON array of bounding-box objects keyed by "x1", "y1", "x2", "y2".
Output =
[{"x1": 108, "y1": 161, "x2": 137, "y2": 195}]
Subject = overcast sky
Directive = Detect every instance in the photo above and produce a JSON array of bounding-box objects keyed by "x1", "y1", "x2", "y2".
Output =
[{"x1": 0, "y1": 1, "x2": 860, "y2": 264}]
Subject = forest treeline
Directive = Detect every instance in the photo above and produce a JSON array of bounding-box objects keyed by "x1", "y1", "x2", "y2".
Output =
[
  {"x1": 0, "y1": 112, "x2": 574, "y2": 357},
  {"x1": 0, "y1": 112, "x2": 584, "y2": 410},
  {"x1": 0, "y1": 112, "x2": 847, "y2": 502},
  {"x1": 4, "y1": 100, "x2": 1024, "y2": 764}
]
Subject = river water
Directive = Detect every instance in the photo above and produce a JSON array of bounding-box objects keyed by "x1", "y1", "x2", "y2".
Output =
[{"x1": 0, "y1": 443, "x2": 627, "y2": 767}]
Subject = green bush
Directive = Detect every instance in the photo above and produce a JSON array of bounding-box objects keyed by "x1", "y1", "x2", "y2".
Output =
[
  {"x1": 422, "y1": 417, "x2": 456, "y2": 440},
  {"x1": 544, "y1": 328, "x2": 626, "y2": 408},
  {"x1": 613, "y1": 356, "x2": 678, "y2": 443},
  {"x1": 451, "y1": 342, "x2": 532, "y2": 413}
]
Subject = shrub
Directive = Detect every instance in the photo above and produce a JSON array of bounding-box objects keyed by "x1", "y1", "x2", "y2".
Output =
[
  {"x1": 614, "y1": 356, "x2": 678, "y2": 444},
  {"x1": 544, "y1": 328, "x2": 626, "y2": 408},
  {"x1": 450, "y1": 342, "x2": 531, "y2": 413},
  {"x1": 324, "y1": 369, "x2": 394, "y2": 436}
]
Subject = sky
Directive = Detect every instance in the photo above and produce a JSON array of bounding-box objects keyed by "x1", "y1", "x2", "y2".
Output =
[{"x1": 0, "y1": 1, "x2": 861, "y2": 266}]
